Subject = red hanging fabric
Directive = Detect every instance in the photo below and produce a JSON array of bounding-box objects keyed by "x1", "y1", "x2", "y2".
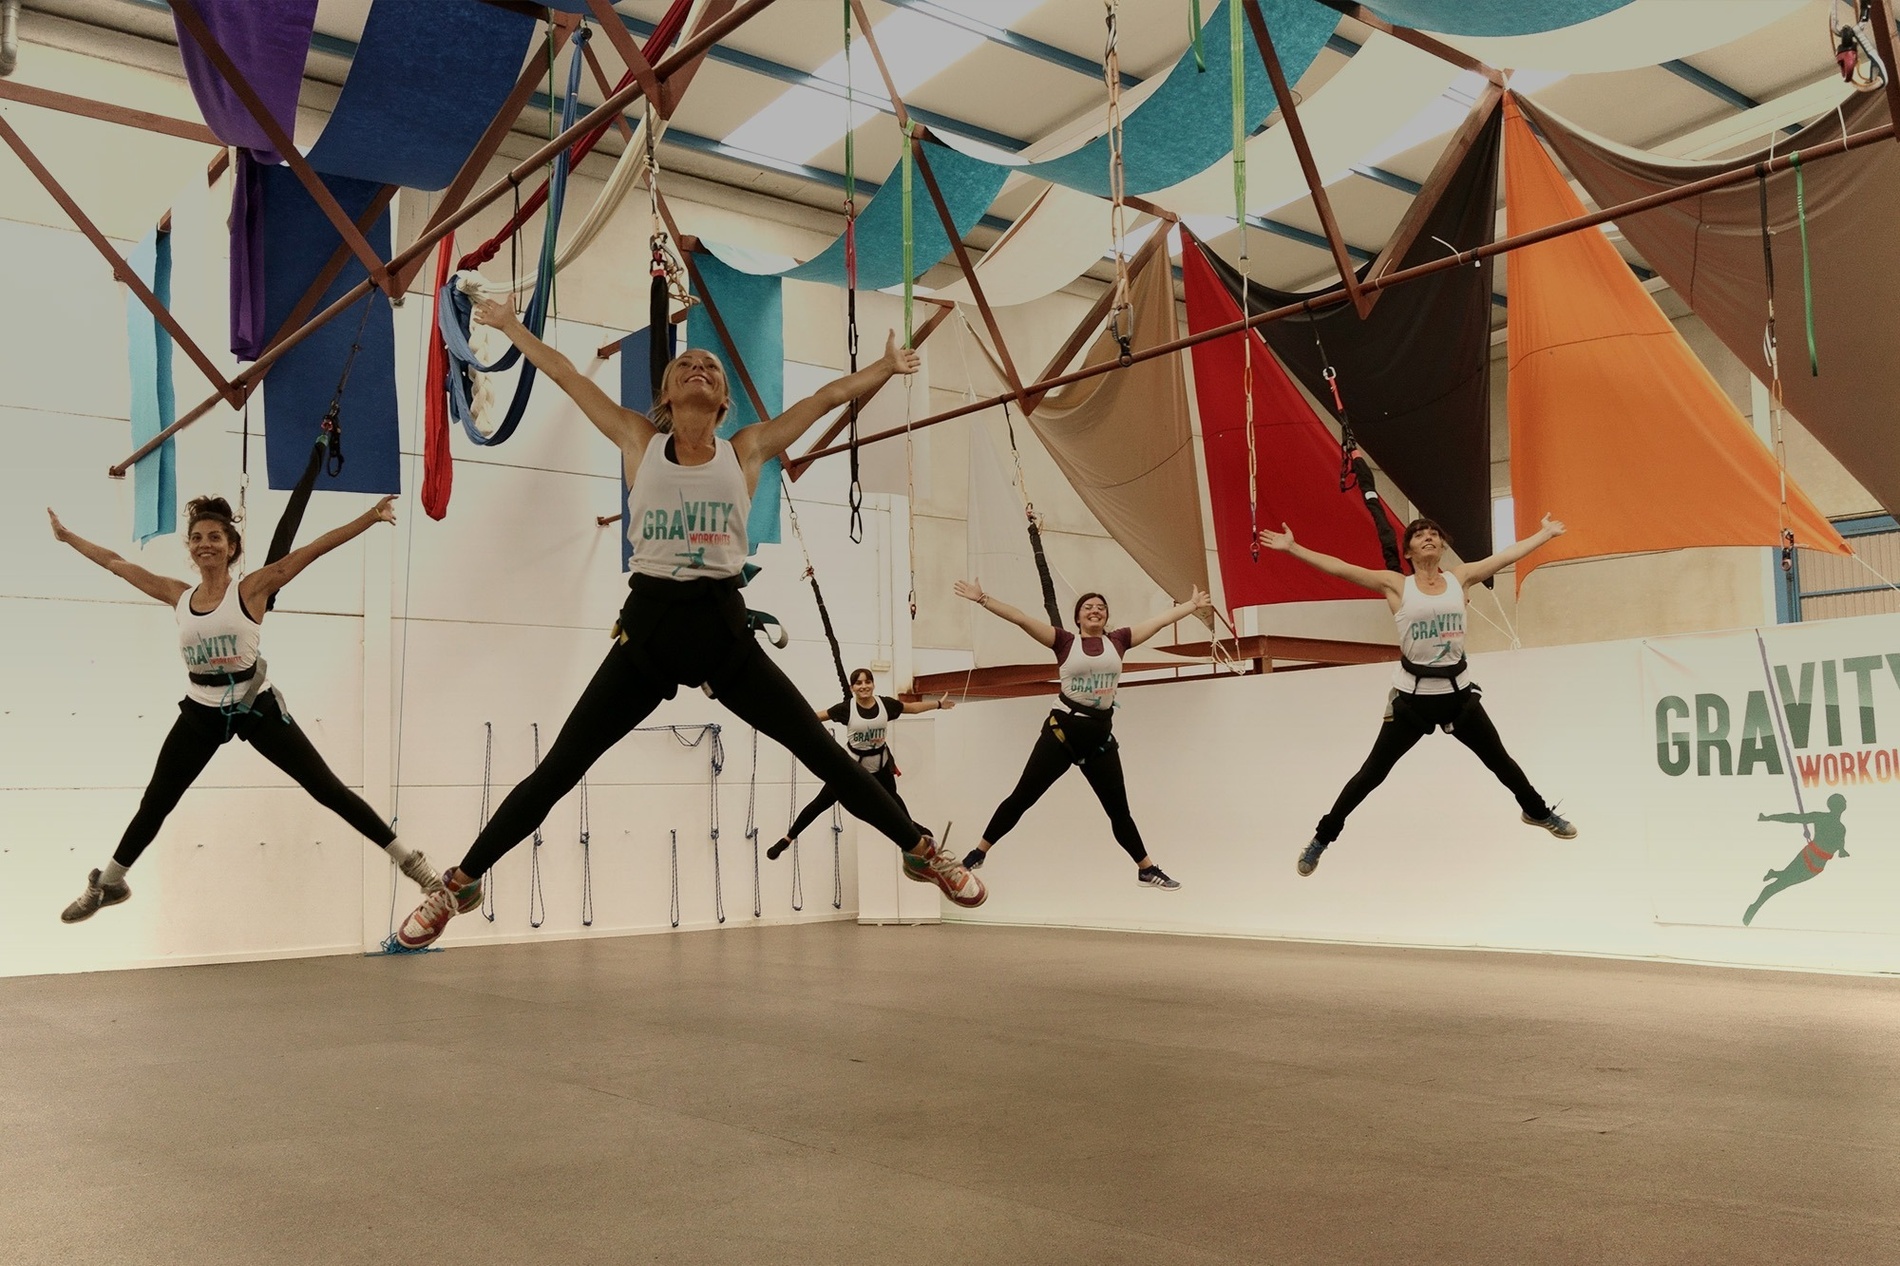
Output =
[
  {"x1": 458, "y1": 0, "x2": 695, "y2": 272},
  {"x1": 1182, "y1": 234, "x2": 1403, "y2": 614},
  {"x1": 422, "y1": 234, "x2": 456, "y2": 520}
]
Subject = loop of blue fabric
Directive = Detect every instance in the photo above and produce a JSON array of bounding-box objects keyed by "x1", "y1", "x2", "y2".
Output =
[{"x1": 439, "y1": 29, "x2": 588, "y2": 447}]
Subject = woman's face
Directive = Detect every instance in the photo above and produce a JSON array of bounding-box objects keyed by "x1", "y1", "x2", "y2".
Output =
[
  {"x1": 1076, "y1": 597, "x2": 1109, "y2": 635},
  {"x1": 661, "y1": 352, "x2": 729, "y2": 420},
  {"x1": 851, "y1": 674, "x2": 877, "y2": 704},
  {"x1": 187, "y1": 519, "x2": 236, "y2": 574},
  {"x1": 1406, "y1": 526, "x2": 1445, "y2": 565}
]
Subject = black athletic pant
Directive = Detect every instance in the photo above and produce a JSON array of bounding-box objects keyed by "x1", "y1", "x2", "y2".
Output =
[
  {"x1": 1315, "y1": 687, "x2": 1551, "y2": 845},
  {"x1": 981, "y1": 709, "x2": 1148, "y2": 865},
  {"x1": 114, "y1": 690, "x2": 397, "y2": 867},
  {"x1": 786, "y1": 759, "x2": 911, "y2": 840},
  {"x1": 461, "y1": 579, "x2": 925, "y2": 879}
]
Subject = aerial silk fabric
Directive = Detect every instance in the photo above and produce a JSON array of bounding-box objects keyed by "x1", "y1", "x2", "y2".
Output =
[
  {"x1": 1151, "y1": 32, "x2": 1461, "y2": 216},
  {"x1": 423, "y1": 237, "x2": 456, "y2": 521},
  {"x1": 938, "y1": 0, "x2": 1337, "y2": 199},
  {"x1": 1026, "y1": 247, "x2": 1209, "y2": 605},
  {"x1": 703, "y1": 141, "x2": 1008, "y2": 290},
  {"x1": 1360, "y1": 0, "x2": 1633, "y2": 36},
  {"x1": 925, "y1": 183, "x2": 1117, "y2": 308},
  {"x1": 619, "y1": 324, "x2": 673, "y2": 572},
  {"x1": 1201, "y1": 103, "x2": 1503, "y2": 559},
  {"x1": 126, "y1": 229, "x2": 177, "y2": 546},
  {"x1": 687, "y1": 251, "x2": 782, "y2": 551},
  {"x1": 1500, "y1": 96, "x2": 1845, "y2": 591},
  {"x1": 305, "y1": 0, "x2": 538, "y2": 191},
  {"x1": 171, "y1": 0, "x2": 316, "y2": 166},
  {"x1": 967, "y1": 424, "x2": 1079, "y2": 668},
  {"x1": 228, "y1": 153, "x2": 268, "y2": 360},
  {"x1": 1441, "y1": 0, "x2": 1803, "y2": 74},
  {"x1": 1519, "y1": 90, "x2": 1900, "y2": 522},
  {"x1": 1182, "y1": 245, "x2": 1404, "y2": 612},
  {"x1": 259, "y1": 165, "x2": 399, "y2": 495}
]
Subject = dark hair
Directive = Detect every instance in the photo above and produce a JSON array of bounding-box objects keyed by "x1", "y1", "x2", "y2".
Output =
[
  {"x1": 849, "y1": 668, "x2": 875, "y2": 685},
  {"x1": 1401, "y1": 518, "x2": 1449, "y2": 560},
  {"x1": 1073, "y1": 592, "x2": 1108, "y2": 624},
  {"x1": 184, "y1": 495, "x2": 243, "y2": 562}
]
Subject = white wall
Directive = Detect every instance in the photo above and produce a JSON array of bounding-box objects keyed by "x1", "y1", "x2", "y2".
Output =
[{"x1": 926, "y1": 615, "x2": 1900, "y2": 976}]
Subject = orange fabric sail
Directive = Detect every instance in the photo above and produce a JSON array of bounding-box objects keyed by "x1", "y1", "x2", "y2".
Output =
[{"x1": 1501, "y1": 94, "x2": 1846, "y2": 591}]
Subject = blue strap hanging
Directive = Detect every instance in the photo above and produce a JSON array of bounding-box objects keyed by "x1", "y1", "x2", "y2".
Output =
[{"x1": 437, "y1": 27, "x2": 588, "y2": 446}]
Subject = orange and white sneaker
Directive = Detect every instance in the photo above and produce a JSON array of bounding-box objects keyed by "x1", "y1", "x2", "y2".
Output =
[
  {"x1": 904, "y1": 839, "x2": 986, "y2": 908},
  {"x1": 396, "y1": 868, "x2": 482, "y2": 949}
]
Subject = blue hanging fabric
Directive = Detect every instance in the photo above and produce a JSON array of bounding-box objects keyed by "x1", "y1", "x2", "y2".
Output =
[
  {"x1": 1358, "y1": 0, "x2": 1633, "y2": 36},
  {"x1": 687, "y1": 251, "x2": 785, "y2": 553},
  {"x1": 126, "y1": 228, "x2": 177, "y2": 545},
  {"x1": 438, "y1": 28, "x2": 588, "y2": 446}
]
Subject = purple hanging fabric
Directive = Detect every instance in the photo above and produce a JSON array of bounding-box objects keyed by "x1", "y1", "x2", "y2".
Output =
[
  {"x1": 173, "y1": 0, "x2": 317, "y2": 165},
  {"x1": 228, "y1": 150, "x2": 268, "y2": 360}
]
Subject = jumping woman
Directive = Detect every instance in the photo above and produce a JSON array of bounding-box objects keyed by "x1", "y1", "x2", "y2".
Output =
[
  {"x1": 953, "y1": 582, "x2": 1212, "y2": 889},
  {"x1": 397, "y1": 301, "x2": 984, "y2": 947},
  {"x1": 766, "y1": 669, "x2": 953, "y2": 861},
  {"x1": 1256, "y1": 515, "x2": 1578, "y2": 878},
  {"x1": 47, "y1": 495, "x2": 440, "y2": 922}
]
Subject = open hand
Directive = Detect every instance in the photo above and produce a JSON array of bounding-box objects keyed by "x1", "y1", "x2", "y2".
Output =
[
  {"x1": 953, "y1": 579, "x2": 986, "y2": 604},
  {"x1": 370, "y1": 496, "x2": 398, "y2": 526},
  {"x1": 1256, "y1": 524, "x2": 1295, "y2": 552},
  {"x1": 884, "y1": 329, "x2": 922, "y2": 376},
  {"x1": 46, "y1": 507, "x2": 72, "y2": 544},
  {"x1": 1186, "y1": 585, "x2": 1212, "y2": 614},
  {"x1": 1540, "y1": 514, "x2": 1567, "y2": 538},
  {"x1": 939, "y1": 693, "x2": 957, "y2": 711},
  {"x1": 472, "y1": 297, "x2": 522, "y2": 332}
]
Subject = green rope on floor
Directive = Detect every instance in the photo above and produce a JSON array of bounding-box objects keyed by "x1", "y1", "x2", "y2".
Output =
[{"x1": 1792, "y1": 151, "x2": 1818, "y2": 377}]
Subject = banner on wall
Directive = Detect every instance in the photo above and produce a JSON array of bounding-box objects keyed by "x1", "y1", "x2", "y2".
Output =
[{"x1": 1640, "y1": 613, "x2": 1900, "y2": 932}]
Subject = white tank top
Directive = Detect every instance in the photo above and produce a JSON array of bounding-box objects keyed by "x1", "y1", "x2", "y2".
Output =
[
  {"x1": 177, "y1": 583, "x2": 263, "y2": 706},
  {"x1": 1392, "y1": 571, "x2": 1469, "y2": 695},
  {"x1": 626, "y1": 435, "x2": 750, "y2": 580},
  {"x1": 830, "y1": 696, "x2": 900, "y2": 765},
  {"x1": 1057, "y1": 628, "x2": 1132, "y2": 712}
]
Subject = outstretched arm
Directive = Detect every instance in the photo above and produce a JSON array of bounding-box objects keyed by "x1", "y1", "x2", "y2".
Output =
[
  {"x1": 47, "y1": 509, "x2": 187, "y2": 605},
  {"x1": 472, "y1": 298, "x2": 653, "y2": 454},
  {"x1": 1256, "y1": 524, "x2": 1401, "y2": 599},
  {"x1": 242, "y1": 497, "x2": 395, "y2": 607},
  {"x1": 1456, "y1": 514, "x2": 1565, "y2": 588},
  {"x1": 735, "y1": 330, "x2": 920, "y2": 468},
  {"x1": 1126, "y1": 586, "x2": 1214, "y2": 649},
  {"x1": 955, "y1": 579, "x2": 1058, "y2": 649},
  {"x1": 901, "y1": 694, "x2": 955, "y2": 715},
  {"x1": 1758, "y1": 811, "x2": 1822, "y2": 826}
]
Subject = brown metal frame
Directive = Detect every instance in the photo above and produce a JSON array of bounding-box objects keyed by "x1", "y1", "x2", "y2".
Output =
[
  {"x1": 785, "y1": 297, "x2": 955, "y2": 480},
  {"x1": 107, "y1": 0, "x2": 782, "y2": 478},
  {"x1": 0, "y1": 80, "x2": 221, "y2": 144},
  {"x1": 1867, "y1": 0, "x2": 1900, "y2": 138},
  {"x1": 799, "y1": 108, "x2": 1899, "y2": 466},
  {"x1": 1359, "y1": 81, "x2": 1501, "y2": 309},
  {"x1": 1021, "y1": 204, "x2": 1176, "y2": 414},
  {"x1": 585, "y1": 0, "x2": 664, "y2": 113},
  {"x1": 1244, "y1": 0, "x2": 1369, "y2": 316},
  {"x1": 1313, "y1": 0, "x2": 1503, "y2": 85}
]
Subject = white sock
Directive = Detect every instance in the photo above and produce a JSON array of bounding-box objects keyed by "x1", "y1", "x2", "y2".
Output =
[
  {"x1": 383, "y1": 838, "x2": 414, "y2": 865},
  {"x1": 100, "y1": 860, "x2": 129, "y2": 887}
]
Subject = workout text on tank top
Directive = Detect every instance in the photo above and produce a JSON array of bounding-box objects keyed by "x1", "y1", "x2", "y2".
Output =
[
  {"x1": 1392, "y1": 571, "x2": 1468, "y2": 695},
  {"x1": 828, "y1": 696, "x2": 902, "y2": 766},
  {"x1": 1053, "y1": 628, "x2": 1133, "y2": 712},
  {"x1": 626, "y1": 435, "x2": 750, "y2": 580},
  {"x1": 177, "y1": 583, "x2": 262, "y2": 707}
]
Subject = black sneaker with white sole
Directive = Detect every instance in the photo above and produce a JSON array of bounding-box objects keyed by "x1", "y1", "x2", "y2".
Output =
[
  {"x1": 1296, "y1": 837, "x2": 1328, "y2": 877},
  {"x1": 1522, "y1": 809, "x2": 1578, "y2": 839},
  {"x1": 962, "y1": 848, "x2": 987, "y2": 870},
  {"x1": 1137, "y1": 865, "x2": 1180, "y2": 890},
  {"x1": 60, "y1": 869, "x2": 132, "y2": 924}
]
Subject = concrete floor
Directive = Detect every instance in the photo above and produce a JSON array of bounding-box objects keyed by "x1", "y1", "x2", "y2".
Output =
[{"x1": 2, "y1": 925, "x2": 1897, "y2": 1266}]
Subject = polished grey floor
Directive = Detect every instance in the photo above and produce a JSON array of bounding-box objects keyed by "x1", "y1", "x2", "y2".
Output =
[{"x1": 2, "y1": 924, "x2": 1896, "y2": 1265}]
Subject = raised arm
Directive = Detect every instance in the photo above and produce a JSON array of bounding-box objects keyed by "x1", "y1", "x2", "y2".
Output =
[
  {"x1": 47, "y1": 508, "x2": 187, "y2": 605},
  {"x1": 1256, "y1": 524, "x2": 1401, "y2": 599},
  {"x1": 735, "y1": 330, "x2": 920, "y2": 468},
  {"x1": 242, "y1": 497, "x2": 396, "y2": 608},
  {"x1": 472, "y1": 298, "x2": 653, "y2": 454},
  {"x1": 1126, "y1": 586, "x2": 1214, "y2": 650},
  {"x1": 900, "y1": 694, "x2": 955, "y2": 715},
  {"x1": 954, "y1": 579, "x2": 1058, "y2": 649},
  {"x1": 1455, "y1": 514, "x2": 1566, "y2": 588}
]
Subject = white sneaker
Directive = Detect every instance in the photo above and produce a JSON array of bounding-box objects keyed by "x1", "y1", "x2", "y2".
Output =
[
  {"x1": 398, "y1": 850, "x2": 445, "y2": 893},
  {"x1": 906, "y1": 840, "x2": 986, "y2": 908},
  {"x1": 396, "y1": 869, "x2": 481, "y2": 949}
]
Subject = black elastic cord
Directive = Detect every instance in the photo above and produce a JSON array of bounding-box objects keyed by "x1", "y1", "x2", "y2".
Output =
[{"x1": 1003, "y1": 399, "x2": 1063, "y2": 630}]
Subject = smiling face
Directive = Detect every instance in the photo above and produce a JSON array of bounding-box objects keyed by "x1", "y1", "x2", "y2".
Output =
[
  {"x1": 850, "y1": 670, "x2": 877, "y2": 706},
  {"x1": 1074, "y1": 594, "x2": 1109, "y2": 636},
  {"x1": 186, "y1": 517, "x2": 238, "y2": 576},
  {"x1": 657, "y1": 351, "x2": 730, "y2": 434},
  {"x1": 1403, "y1": 519, "x2": 1448, "y2": 568}
]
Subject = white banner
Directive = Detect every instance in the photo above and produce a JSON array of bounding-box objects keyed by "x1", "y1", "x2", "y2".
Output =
[{"x1": 1641, "y1": 613, "x2": 1900, "y2": 932}]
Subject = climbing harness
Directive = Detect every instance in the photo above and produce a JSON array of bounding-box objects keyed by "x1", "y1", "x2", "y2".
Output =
[
  {"x1": 1104, "y1": 0, "x2": 1134, "y2": 366},
  {"x1": 528, "y1": 722, "x2": 546, "y2": 928},
  {"x1": 438, "y1": 27, "x2": 587, "y2": 446},
  {"x1": 1830, "y1": 0, "x2": 1890, "y2": 90}
]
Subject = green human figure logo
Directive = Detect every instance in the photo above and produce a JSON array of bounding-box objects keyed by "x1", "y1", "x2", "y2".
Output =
[
  {"x1": 670, "y1": 545, "x2": 708, "y2": 575},
  {"x1": 1742, "y1": 793, "x2": 1849, "y2": 927}
]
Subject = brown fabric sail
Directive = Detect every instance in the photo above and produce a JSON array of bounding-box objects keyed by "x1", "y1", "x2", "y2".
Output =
[{"x1": 1518, "y1": 90, "x2": 1900, "y2": 518}]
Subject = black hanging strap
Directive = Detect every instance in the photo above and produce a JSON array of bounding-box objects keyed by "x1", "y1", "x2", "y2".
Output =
[{"x1": 1002, "y1": 399, "x2": 1063, "y2": 630}]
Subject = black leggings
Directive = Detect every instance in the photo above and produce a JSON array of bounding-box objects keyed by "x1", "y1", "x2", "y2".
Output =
[
  {"x1": 461, "y1": 583, "x2": 926, "y2": 879},
  {"x1": 981, "y1": 710, "x2": 1148, "y2": 865},
  {"x1": 114, "y1": 690, "x2": 397, "y2": 868},
  {"x1": 1315, "y1": 687, "x2": 1550, "y2": 845},
  {"x1": 786, "y1": 759, "x2": 912, "y2": 840}
]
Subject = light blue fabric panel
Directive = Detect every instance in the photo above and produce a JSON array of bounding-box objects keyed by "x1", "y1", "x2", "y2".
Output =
[
  {"x1": 1021, "y1": 0, "x2": 1336, "y2": 196},
  {"x1": 1360, "y1": 0, "x2": 1633, "y2": 36},
  {"x1": 784, "y1": 141, "x2": 1008, "y2": 288},
  {"x1": 306, "y1": 0, "x2": 538, "y2": 190},
  {"x1": 126, "y1": 229, "x2": 177, "y2": 546},
  {"x1": 688, "y1": 253, "x2": 784, "y2": 551}
]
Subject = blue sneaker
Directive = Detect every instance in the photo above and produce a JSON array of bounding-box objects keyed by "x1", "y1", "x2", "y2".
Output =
[{"x1": 1296, "y1": 838, "x2": 1328, "y2": 877}]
